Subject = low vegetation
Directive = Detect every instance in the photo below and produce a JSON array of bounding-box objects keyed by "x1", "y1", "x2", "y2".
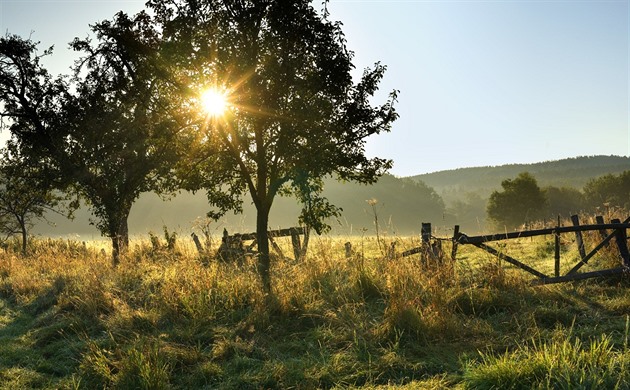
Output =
[{"x1": 1, "y1": 213, "x2": 630, "y2": 389}]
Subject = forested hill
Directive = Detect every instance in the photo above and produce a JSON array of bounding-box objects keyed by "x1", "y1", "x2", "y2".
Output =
[
  {"x1": 33, "y1": 156, "x2": 630, "y2": 239},
  {"x1": 409, "y1": 155, "x2": 630, "y2": 197}
]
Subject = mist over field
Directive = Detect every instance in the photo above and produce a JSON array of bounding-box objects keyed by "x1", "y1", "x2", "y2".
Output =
[{"x1": 33, "y1": 155, "x2": 630, "y2": 239}]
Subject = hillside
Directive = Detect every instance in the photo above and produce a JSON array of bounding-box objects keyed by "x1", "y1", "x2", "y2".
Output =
[
  {"x1": 410, "y1": 155, "x2": 630, "y2": 199},
  {"x1": 32, "y1": 155, "x2": 630, "y2": 239}
]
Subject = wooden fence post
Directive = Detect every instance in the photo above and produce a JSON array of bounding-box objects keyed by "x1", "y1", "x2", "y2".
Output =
[
  {"x1": 571, "y1": 214, "x2": 586, "y2": 260},
  {"x1": 345, "y1": 242, "x2": 353, "y2": 258},
  {"x1": 451, "y1": 225, "x2": 460, "y2": 261},
  {"x1": 191, "y1": 232, "x2": 204, "y2": 254},
  {"x1": 612, "y1": 218, "x2": 630, "y2": 267},
  {"x1": 421, "y1": 223, "x2": 432, "y2": 245},
  {"x1": 290, "y1": 228, "x2": 302, "y2": 260},
  {"x1": 595, "y1": 215, "x2": 609, "y2": 246},
  {"x1": 554, "y1": 216, "x2": 560, "y2": 277}
]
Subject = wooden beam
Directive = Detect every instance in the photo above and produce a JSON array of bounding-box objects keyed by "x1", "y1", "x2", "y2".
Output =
[
  {"x1": 458, "y1": 219, "x2": 630, "y2": 244},
  {"x1": 612, "y1": 218, "x2": 630, "y2": 267},
  {"x1": 595, "y1": 215, "x2": 609, "y2": 244},
  {"x1": 472, "y1": 242, "x2": 549, "y2": 279},
  {"x1": 533, "y1": 267, "x2": 627, "y2": 285},
  {"x1": 571, "y1": 214, "x2": 586, "y2": 260},
  {"x1": 565, "y1": 230, "x2": 619, "y2": 275},
  {"x1": 554, "y1": 216, "x2": 560, "y2": 277}
]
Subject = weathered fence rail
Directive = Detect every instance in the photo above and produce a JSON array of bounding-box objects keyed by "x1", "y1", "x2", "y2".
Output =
[
  {"x1": 404, "y1": 215, "x2": 630, "y2": 285},
  {"x1": 209, "y1": 226, "x2": 307, "y2": 262}
]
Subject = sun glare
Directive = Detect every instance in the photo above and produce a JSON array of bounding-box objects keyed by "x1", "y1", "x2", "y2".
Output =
[{"x1": 200, "y1": 88, "x2": 228, "y2": 116}]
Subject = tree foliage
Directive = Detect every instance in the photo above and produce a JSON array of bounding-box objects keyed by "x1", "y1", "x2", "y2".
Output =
[
  {"x1": 0, "y1": 13, "x2": 181, "y2": 263},
  {"x1": 544, "y1": 186, "x2": 585, "y2": 218},
  {"x1": 149, "y1": 0, "x2": 398, "y2": 291},
  {"x1": 486, "y1": 172, "x2": 547, "y2": 230},
  {"x1": 0, "y1": 150, "x2": 68, "y2": 254},
  {"x1": 583, "y1": 170, "x2": 630, "y2": 211}
]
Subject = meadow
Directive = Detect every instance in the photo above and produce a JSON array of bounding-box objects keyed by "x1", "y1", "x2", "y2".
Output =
[{"x1": 1, "y1": 215, "x2": 630, "y2": 389}]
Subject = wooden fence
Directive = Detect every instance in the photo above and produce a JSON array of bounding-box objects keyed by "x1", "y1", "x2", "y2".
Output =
[
  {"x1": 192, "y1": 227, "x2": 307, "y2": 262},
  {"x1": 404, "y1": 215, "x2": 630, "y2": 285}
]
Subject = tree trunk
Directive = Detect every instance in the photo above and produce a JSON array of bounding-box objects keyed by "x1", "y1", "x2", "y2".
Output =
[
  {"x1": 111, "y1": 214, "x2": 130, "y2": 267},
  {"x1": 256, "y1": 204, "x2": 272, "y2": 294},
  {"x1": 19, "y1": 218, "x2": 27, "y2": 255}
]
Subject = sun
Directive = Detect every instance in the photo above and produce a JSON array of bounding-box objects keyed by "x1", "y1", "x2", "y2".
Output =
[{"x1": 200, "y1": 88, "x2": 228, "y2": 116}]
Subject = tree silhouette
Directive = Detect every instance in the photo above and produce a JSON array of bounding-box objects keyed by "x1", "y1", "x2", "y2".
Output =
[
  {"x1": 0, "y1": 149, "x2": 69, "y2": 254},
  {"x1": 583, "y1": 171, "x2": 630, "y2": 211},
  {"x1": 149, "y1": 0, "x2": 398, "y2": 292},
  {"x1": 487, "y1": 172, "x2": 547, "y2": 230},
  {"x1": 0, "y1": 13, "x2": 180, "y2": 264}
]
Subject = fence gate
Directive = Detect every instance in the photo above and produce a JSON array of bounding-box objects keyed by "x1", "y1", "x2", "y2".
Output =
[{"x1": 404, "y1": 215, "x2": 630, "y2": 285}]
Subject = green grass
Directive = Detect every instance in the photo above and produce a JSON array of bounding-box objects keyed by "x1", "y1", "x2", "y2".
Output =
[{"x1": 0, "y1": 224, "x2": 629, "y2": 389}]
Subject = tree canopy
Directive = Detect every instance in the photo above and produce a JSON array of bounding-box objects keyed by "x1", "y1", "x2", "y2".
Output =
[
  {"x1": 0, "y1": 12, "x2": 181, "y2": 263},
  {"x1": 149, "y1": 0, "x2": 398, "y2": 291},
  {"x1": 486, "y1": 172, "x2": 548, "y2": 230},
  {"x1": 583, "y1": 170, "x2": 630, "y2": 211}
]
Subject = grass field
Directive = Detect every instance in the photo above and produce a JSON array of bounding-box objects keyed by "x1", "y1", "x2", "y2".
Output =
[{"x1": 1, "y1": 221, "x2": 630, "y2": 389}]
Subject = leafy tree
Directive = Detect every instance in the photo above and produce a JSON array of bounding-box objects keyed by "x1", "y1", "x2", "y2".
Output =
[
  {"x1": 487, "y1": 172, "x2": 548, "y2": 230},
  {"x1": 0, "y1": 13, "x2": 180, "y2": 264},
  {"x1": 0, "y1": 150, "x2": 69, "y2": 254},
  {"x1": 544, "y1": 186, "x2": 585, "y2": 218},
  {"x1": 583, "y1": 171, "x2": 630, "y2": 211},
  {"x1": 149, "y1": 0, "x2": 398, "y2": 292}
]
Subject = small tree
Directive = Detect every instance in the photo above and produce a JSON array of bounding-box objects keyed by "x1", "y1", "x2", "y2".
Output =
[
  {"x1": 583, "y1": 171, "x2": 630, "y2": 211},
  {"x1": 487, "y1": 172, "x2": 548, "y2": 230},
  {"x1": 544, "y1": 186, "x2": 585, "y2": 218},
  {"x1": 0, "y1": 150, "x2": 68, "y2": 254},
  {"x1": 0, "y1": 13, "x2": 181, "y2": 264},
  {"x1": 150, "y1": 0, "x2": 398, "y2": 292}
]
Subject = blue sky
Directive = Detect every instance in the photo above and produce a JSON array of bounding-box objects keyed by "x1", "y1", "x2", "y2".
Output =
[{"x1": 1, "y1": 0, "x2": 628, "y2": 176}]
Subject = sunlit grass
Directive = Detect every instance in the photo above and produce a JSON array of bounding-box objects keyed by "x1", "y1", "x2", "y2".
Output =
[{"x1": 0, "y1": 220, "x2": 628, "y2": 388}]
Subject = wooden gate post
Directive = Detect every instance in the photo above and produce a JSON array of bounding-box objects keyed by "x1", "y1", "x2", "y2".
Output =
[
  {"x1": 451, "y1": 225, "x2": 460, "y2": 261},
  {"x1": 421, "y1": 223, "x2": 432, "y2": 245},
  {"x1": 554, "y1": 216, "x2": 560, "y2": 277},
  {"x1": 595, "y1": 215, "x2": 610, "y2": 246},
  {"x1": 290, "y1": 228, "x2": 302, "y2": 260},
  {"x1": 612, "y1": 218, "x2": 630, "y2": 267},
  {"x1": 571, "y1": 215, "x2": 586, "y2": 260}
]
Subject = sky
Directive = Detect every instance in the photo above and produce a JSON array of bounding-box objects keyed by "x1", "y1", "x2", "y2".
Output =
[{"x1": 0, "y1": 0, "x2": 628, "y2": 176}]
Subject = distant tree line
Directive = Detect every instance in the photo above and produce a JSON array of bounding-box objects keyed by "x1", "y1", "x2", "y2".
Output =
[{"x1": 486, "y1": 170, "x2": 630, "y2": 230}]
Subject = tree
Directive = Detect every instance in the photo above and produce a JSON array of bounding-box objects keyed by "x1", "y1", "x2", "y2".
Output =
[
  {"x1": 149, "y1": 0, "x2": 398, "y2": 292},
  {"x1": 583, "y1": 171, "x2": 630, "y2": 211},
  {"x1": 544, "y1": 186, "x2": 585, "y2": 218},
  {"x1": 487, "y1": 172, "x2": 547, "y2": 230},
  {"x1": 0, "y1": 13, "x2": 180, "y2": 264},
  {"x1": 0, "y1": 149, "x2": 69, "y2": 254}
]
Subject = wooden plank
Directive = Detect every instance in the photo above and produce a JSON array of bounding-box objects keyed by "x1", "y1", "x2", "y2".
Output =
[
  {"x1": 533, "y1": 267, "x2": 627, "y2": 285},
  {"x1": 458, "y1": 219, "x2": 630, "y2": 244},
  {"x1": 191, "y1": 232, "x2": 204, "y2": 253},
  {"x1": 612, "y1": 218, "x2": 630, "y2": 267},
  {"x1": 595, "y1": 215, "x2": 609, "y2": 244},
  {"x1": 268, "y1": 235, "x2": 285, "y2": 259},
  {"x1": 231, "y1": 226, "x2": 306, "y2": 241},
  {"x1": 571, "y1": 214, "x2": 586, "y2": 260},
  {"x1": 291, "y1": 229, "x2": 302, "y2": 260},
  {"x1": 565, "y1": 230, "x2": 618, "y2": 275},
  {"x1": 554, "y1": 217, "x2": 560, "y2": 277},
  {"x1": 402, "y1": 246, "x2": 422, "y2": 257},
  {"x1": 472, "y1": 242, "x2": 549, "y2": 279}
]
